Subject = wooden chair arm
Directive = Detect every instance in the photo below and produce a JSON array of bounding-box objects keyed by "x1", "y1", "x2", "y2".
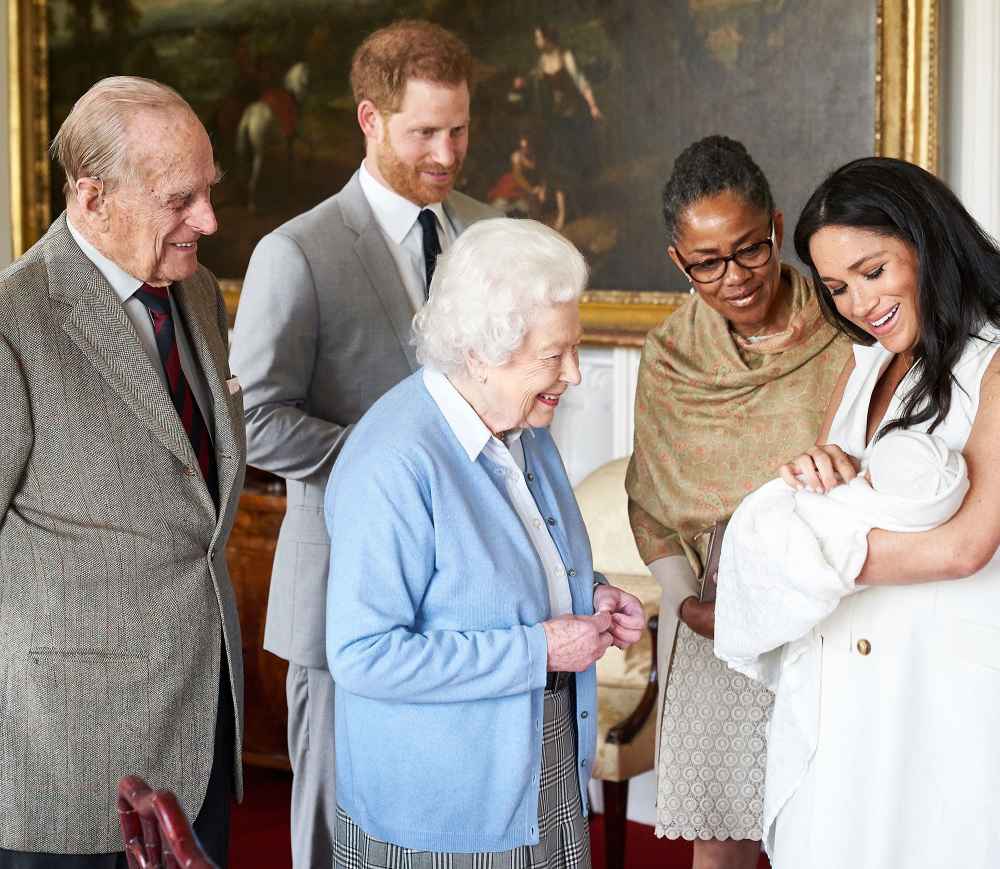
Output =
[
  {"x1": 606, "y1": 614, "x2": 658, "y2": 745},
  {"x1": 118, "y1": 776, "x2": 218, "y2": 869}
]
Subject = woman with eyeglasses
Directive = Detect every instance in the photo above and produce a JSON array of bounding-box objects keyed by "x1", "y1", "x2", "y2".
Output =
[{"x1": 625, "y1": 135, "x2": 851, "y2": 869}]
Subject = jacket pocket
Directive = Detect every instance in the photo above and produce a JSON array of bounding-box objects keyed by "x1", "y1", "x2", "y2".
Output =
[{"x1": 1, "y1": 650, "x2": 151, "y2": 849}]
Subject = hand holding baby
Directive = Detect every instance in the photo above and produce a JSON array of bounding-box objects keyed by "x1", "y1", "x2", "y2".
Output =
[{"x1": 778, "y1": 443, "x2": 861, "y2": 494}]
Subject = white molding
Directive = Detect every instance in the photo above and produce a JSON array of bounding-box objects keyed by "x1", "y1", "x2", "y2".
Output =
[
  {"x1": 549, "y1": 346, "x2": 642, "y2": 485},
  {"x1": 944, "y1": 0, "x2": 1000, "y2": 239},
  {"x1": 611, "y1": 347, "x2": 641, "y2": 459}
]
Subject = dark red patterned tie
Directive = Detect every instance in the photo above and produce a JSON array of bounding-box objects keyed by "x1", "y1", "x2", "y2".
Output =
[{"x1": 134, "y1": 283, "x2": 218, "y2": 503}]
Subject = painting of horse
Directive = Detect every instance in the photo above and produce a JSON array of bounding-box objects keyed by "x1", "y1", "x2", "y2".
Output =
[
  {"x1": 44, "y1": 0, "x2": 881, "y2": 292},
  {"x1": 236, "y1": 61, "x2": 309, "y2": 211}
]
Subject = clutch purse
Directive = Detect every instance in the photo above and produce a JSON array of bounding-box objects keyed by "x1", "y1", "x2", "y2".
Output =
[{"x1": 695, "y1": 518, "x2": 729, "y2": 604}]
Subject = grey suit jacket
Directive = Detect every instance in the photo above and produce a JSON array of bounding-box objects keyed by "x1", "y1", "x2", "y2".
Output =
[
  {"x1": 231, "y1": 171, "x2": 497, "y2": 668},
  {"x1": 0, "y1": 215, "x2": 246, "y2": 853}
]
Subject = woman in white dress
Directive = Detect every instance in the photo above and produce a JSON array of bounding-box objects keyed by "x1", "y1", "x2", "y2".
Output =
[{"x1": 772, "y1": 156, "x2": 1000, "y2": 868}]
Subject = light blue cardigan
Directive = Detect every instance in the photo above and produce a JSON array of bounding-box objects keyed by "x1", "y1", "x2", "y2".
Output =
[{"x1": 325, "y1": 370, "x2": 599, "y2": 853}]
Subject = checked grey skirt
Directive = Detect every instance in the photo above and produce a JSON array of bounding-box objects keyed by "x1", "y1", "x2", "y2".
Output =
[{"x1": 333, "y1": 685, "x2": 591, "y2": 869}]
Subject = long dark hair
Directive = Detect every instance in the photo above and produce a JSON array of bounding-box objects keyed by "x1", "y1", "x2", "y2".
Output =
[{"x1": 794, "y1": 156, "x2": 1000, "y2": 437}]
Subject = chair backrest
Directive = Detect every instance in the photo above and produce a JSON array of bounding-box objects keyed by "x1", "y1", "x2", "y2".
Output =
[
  {"x1": 573, "y1": 457, "x2": 650, "y2": 577},
  {"x1": 117, "y1": 776, "x2": 218, "y2": 869}
]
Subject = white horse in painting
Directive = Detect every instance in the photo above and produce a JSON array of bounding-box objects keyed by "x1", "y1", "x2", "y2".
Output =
[{"x1": 236, "y1": 61, "x2": 309, "y2": 211}]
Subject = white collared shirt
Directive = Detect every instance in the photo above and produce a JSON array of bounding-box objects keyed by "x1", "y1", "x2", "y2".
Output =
[
  {"x1": 423, "y1": 367, "x2": 573, "y2": 618},
  {"x1": 66, "y1": 217, "x2": 214, "y2": 439},
  {"x1": 358, "y1": 160, "x2": 457, "y2": 313}
]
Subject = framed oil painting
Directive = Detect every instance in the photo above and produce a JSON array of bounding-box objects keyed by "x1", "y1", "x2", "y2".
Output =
[{"x1": 10, "y1": 0, "x2": 937, "y2": 344}]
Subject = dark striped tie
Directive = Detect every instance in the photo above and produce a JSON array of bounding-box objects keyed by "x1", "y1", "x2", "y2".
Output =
[{"x1": 134, "y1": 283, "x2": 218, "y2": 503}]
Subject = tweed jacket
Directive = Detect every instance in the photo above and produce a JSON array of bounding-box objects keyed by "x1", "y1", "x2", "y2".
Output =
[
  {"x1": 0, "y1": 215, "x2": 246, "y2": 853},
  {"x1": 231, "y1": 171, "x2": 497, "y2": 668}
]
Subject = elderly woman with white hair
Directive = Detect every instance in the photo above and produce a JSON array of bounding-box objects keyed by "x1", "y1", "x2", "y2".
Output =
[{"x1": 324, "y1": 218, "x2": 645, "y2": 869}]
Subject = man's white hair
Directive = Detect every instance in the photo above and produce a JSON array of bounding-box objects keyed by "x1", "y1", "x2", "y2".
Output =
[
  {"x1": 413, "y1": 218, "x2": 588, "y2": 374},
  {"x1": 50, "y1": 75, "x2": 194, "y2": 197}
]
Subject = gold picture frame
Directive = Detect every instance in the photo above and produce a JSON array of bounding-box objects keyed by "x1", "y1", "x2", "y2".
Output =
[{"x1": 9, "y1": 0, "x2": 939, "y2": 347}]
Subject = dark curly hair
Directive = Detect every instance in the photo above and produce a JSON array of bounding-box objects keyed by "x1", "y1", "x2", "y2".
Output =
[
  {"x1": 662, "y1": 135, "x2": 775, "y2": 242},
  {"x1": 794, "y1": 156, "x2": 1000, "y2": 438}
]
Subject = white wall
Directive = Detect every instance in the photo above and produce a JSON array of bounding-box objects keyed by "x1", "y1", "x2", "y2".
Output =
[{"x1": 944, "y1": 0, "x2": 1000, "y2": 239}]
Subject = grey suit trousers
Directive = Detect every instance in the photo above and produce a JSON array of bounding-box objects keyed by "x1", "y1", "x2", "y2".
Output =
[{"x1": 287, "y1": 663, "x2": 338, "y2": 869}]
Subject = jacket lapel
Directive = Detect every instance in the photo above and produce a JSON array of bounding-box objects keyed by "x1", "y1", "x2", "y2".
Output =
[
  {"x1": 171, "y1": 274, "x2": 244, "y2": 519},
  {"x1": 442, "y1": 195, "x2": 467, "y2": 237},
  {"x1": 48, "y1": 221, "x2": 196, "y2": 473},
  {"x1": 340, "y1": 173, "x2": 419, "y2": 372},
  {"x1": 46, "y1": 216, "x2": 231, "y2": 521}
]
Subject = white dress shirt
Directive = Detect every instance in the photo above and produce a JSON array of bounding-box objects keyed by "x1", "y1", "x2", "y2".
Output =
[
  {"x1": 67, "y1": 217, "x2": 214, "y2": 439},
  {"x1": 423, "y1": 367, "x2": 573, "y2": 617},
  {"x1": 358, "y1": 160, "x2": 457, "y2": 312}
]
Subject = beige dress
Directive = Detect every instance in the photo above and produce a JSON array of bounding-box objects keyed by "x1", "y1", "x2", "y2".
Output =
[{"x1": 626, "y1": 265, "x2": 850, "y2": 840}]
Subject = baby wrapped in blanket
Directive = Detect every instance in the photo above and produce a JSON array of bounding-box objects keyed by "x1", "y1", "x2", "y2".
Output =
[
  {"x1": 714, "y1": 429, "x2": 969, "y2": 684},
  {"x1": 713, "y1": 429, "x2": 969, "y2": 851}
]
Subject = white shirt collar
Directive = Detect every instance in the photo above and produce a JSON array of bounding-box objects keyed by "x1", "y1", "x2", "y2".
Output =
[
  {"x1": 66, "y1": 216, "x2": 144, "y2": 304},
  {"x1": 423, "y1": 367, "x2": 525, "y2": 462},
  {"x1": 359, "y1": 160, "x2": 448, "y2": 245}
]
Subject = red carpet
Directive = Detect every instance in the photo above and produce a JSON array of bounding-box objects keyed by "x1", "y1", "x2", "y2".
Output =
[{"x1": 230, "y1": 767, "x2": 770, "y2": 869}]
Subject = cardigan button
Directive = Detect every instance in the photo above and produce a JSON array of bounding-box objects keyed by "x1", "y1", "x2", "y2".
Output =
[
  {"x1": 568, "y1": 569, "x2": 577, "y2": 578},
  {"x1": 526, "y1": 472, "x2": 535, "y2": 482},
  {"x1": 856, "y1": 638, "x2": 872, "y2": 656},
  {"x1": 546, "y1": 517, "x2": 556, "y2": 526},
  {"x1": 580, "y1": 710, "x2": 588, "y2": 719}
]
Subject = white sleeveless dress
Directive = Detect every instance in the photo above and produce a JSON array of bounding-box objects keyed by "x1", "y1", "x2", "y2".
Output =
[{"x1": 770, "y1": 330, "x2": 1000, "y2": 869}]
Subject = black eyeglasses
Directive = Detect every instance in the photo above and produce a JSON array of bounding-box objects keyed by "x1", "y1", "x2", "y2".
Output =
[{"x1": 676, "y1": 223, "x2": 775, "y2": 284}]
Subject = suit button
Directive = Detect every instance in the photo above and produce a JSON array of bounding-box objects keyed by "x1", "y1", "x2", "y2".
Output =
[
  {"x1": 183, "y1": 465, "x2": 196, "y2": 476},
  {"x1": 856, "y1": 639, "x2": 872, "y2": 656}
]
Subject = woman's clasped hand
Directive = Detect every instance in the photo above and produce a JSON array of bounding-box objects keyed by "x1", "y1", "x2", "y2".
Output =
[
  {"x1": 542, "y1": 586, "x2": 644, "y2": 671},
  {"x1": 778, "y1": 443, "x2": 861, "y2": 493},
  {"x1": 542, "y1": 612, "x2": 613, "y2": 671}
]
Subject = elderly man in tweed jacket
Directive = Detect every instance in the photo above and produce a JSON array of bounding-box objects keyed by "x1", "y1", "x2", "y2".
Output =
[{"x1": 0, "y1": 76, "x2": 245, "y2": 868}]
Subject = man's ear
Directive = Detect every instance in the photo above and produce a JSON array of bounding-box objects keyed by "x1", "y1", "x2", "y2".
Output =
[
  {"x1": 73, "y1": 177, "x2": 111, "y2": 229},
  {"x1": 357, "y1": 99, "x2": 385, "y2": 141}
]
